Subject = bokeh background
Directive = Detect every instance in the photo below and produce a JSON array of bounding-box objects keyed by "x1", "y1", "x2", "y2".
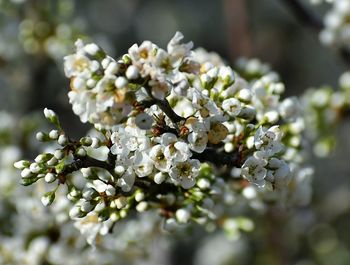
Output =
[{"x1": 1, "y1": 0, "x2": 350, "y2": 264}]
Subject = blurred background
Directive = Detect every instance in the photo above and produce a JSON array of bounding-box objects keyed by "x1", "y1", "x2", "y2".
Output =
[{"x1": 1, "y1": 0, "x2": 350, "y2": 264}]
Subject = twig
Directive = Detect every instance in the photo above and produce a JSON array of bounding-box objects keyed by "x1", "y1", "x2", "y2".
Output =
[{"x1": 282, "y1": 0, "x2": 324, "y2": 30}]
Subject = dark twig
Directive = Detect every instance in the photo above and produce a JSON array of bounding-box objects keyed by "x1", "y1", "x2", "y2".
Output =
[
  {"x1": 144, "y1": 86, "x2": 185, "y2": 124},
  {"x1": 281, "y1": 0, "x2": 350, "y2": 67},
  {"x1": 192, "y1": 148, "x2": 241, "y2": 167},
  {"x1": 282, "y1": 0, "x2": 324, "y2": 30}
]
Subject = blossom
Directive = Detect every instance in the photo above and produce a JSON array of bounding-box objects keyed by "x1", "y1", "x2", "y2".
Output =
[
  {"x1": 241, "y1": 155, "x2": 268, "y2": 187},
  {"x1": 169, "y1": 159, "x2": 200, "y2": 189},
  {"x1": 254, "y1": 125, "x2": 283, "y2": 157}
]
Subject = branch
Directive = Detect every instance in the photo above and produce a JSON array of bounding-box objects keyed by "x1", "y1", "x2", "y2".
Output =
[
  {"x1": 192, "y1": 148, "x2": 241, "y2": 167},
  {"x1": 281, "y1": 0, "x2": 350, "y2": 67},
  {"x1": 144, "y1": 86, "x2": 185, "y2": 124},
  {"x1": 282, "y1": 0, "x2": 324, "y2": 30}
]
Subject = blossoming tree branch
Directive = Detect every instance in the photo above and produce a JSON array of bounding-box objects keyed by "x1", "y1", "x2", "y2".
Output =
[{"x1": 13, "y1": 29, "x2": 350, "y2": 245}]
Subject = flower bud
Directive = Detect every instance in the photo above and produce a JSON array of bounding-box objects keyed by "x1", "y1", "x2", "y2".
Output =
[
  {"x1": 41, "y1": 190, "x2": 56, "y2": 206},
  {"x1": 29, "y1": 163, "x2": 41, "y2": 174},
  {"x1": 76, "y1": 147, "x2": 87, "y2": 157},
  {"x1": 114, "y1": 196, "x2": 128, "y2": 209},
  {"x1": 47, "y1": 157, "x2": 58, "y2": 166},
  {"x1": 125, "y1": 65, "x2": 139, "y2": 80},
  {"x1": 54, "y1": 149, "x2": 65, "y2": 160},
  {"x1": 43, "y1": 108, "x2": 60, "y2": 127},
  {"x1": 14, "y1": 160, "x2": 30, "y2": 169},
  {"x1": 21, "y1": 168, "x2": 33, "y2": 178},
  {"x1": 81, "y1": 201, "x2": 95, "y2": 213},
  {"x1": 57, "y1": 135, "x2": 68, "y2": 146},
  {"x1": 90, "y1": 137, "x2": 101, "y2": 148},
  {"x1": 136, "y1": 201, "x2": 148, "y2": 212},
  {"x1": 36, "y1": 132, "x2": 48, "y2": 142},
  {"x1": 135, "y1": 190, "x2": 145, "y2": 202},
  {"x1": 176, "y1": 208, "x2": 191, "y2": 223},
  {"x1": 44, "y1": 173, "x2": 56, "y2": 183},
  {"x1": 80, "y1": 137, "x2": 93, "y2": 146},
  {"x1": 49, "y1": 130, "x2": 59, "y2": 140},
  {"x1": 154, "y1": 172, "x2": 166, "y2": 184},
  {"x1": 115, "y1": 76, "x2": 128, "y2": 89}
]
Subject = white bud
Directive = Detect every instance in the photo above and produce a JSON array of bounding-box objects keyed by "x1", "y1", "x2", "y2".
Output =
[
  {"x1": 154, "y1": 172, "x2": 166, "y2": 184},
  {"x1": 34, "y1": 154, "x2": 45, "y2": 163},
  {"x1": 84, "y1": 43, "x2": 100, "y2": 56},
  {"x1": 47, "y1": 157, "x2": 58, "y2": 166},
  {"x1": 44, "y1": 173, "x2": 56, "y2": 183},
  {"x1": 29, "y1": 163, "x2": 41, "y2": 174},
  {"x1": 136, "y1": 201, "x2": 148, "y2": 212},
  {"x1": 105, "y1": 61, "x2": 119, "y2": 75},
  {"x1": 57, "y1": 135, "x2": 68, "y2": 146},
  {"x1": 41, "y1": 191, "x2": 55, "y2": 206},
  {"x1": 43, "y1": 108, "x2": 56, "y2": 120},
  {"x1": 237, "y1": 88, "x2": 252, "y2": 102},
  {"x1": 175, "y1": 208, "x2": 191, "y2": 223},
  {"x1": 81, "y1": 201, "x2": 95, "y2": 212},
  {"x1": 86, "y1": 78, "x2": 97, "y2": 88},
  {"x1": 90, "y1": 137, "x2": 100, "y2": 148},
  {"x1": 105, "y1": 185, "x2": 116, "y2": 196},
  {"x1": 21, "y1": 168, "x2": 32, "y2": 178},
  {"x1": 14, "y1": 160, "x2": 29, "y2": 169},
  {"x1": 197, "y1": 178, "x2": 211, "y2": 189},
  {"x1": 54, "y1": 149, "x2": 65, "y2": 160},
  {"x1": 135, "y1": 191, "x2": 145, "y2": 202},
  {"x1": 115, "y1": 196, "x2": 128, "y2": 209},
  {"x1": 76, "y1": 147, "x2": 87, "y2": 157},
  {"x1": 264, "y1": 111, "x2": 279, "y2": 124},
  {"x1": 81, "y1": 168, "x2": 93, "y2": 178},
  {"x1": 115, "y1": 76, "x2": 128, "y2": 89},
  {"x1": 69, "y1": 206, "x2": 82, "y2": 219},
  {"x1": 125, "y1": 65, "x2": 139, "y2": 80},
  {"x1": 36, "y1": 132, "x2": 46, "y2": 142},
  {"x1": 49, "y1": 130, "x2": 59, "y2": 140},
  {"x1": 82, "y1": 187, "x2": 97, "y2": 200}
]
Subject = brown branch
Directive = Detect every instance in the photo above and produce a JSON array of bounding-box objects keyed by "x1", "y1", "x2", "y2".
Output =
[{"x1": 144, "y1": 86, "x2": 185, "y2": 124}]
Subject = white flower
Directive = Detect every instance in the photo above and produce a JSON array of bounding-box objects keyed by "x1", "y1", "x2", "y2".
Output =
[
  {"x1": 149, "y1": 145, "x2": 171, "y2": 172},
  {"x1": 160, "y1": 133, "x2": 192, "y2": 162},
  {"x1": 169, "y1": 159, "x2": 200, "y2": 189},
  {"x1": 64, "y1": 53, "x2": 98, "y2": 79},
  {"x1": 222, "y1": 98, "x2": 241, "y2": 117},
  {"x1": 279, "y1": 97, "x2": 300, "y2": 121},
  {"x1": 167, "y1": 31, "x2": 193, "y2": 66},
  {"x1": 116, "y1": 167, "x2": 135, "y2": 192},
  {"x1": 133, "y1": 151, "x2": 153, "y2": 177},
  {"x1": 135, "y1": 112, "x2": 154, "y2": 130},
  {"x1": 188, "y1": 131, "x2": 208, "y2": 153},
  {"x1": 149, "y1": 79, "x2": 171, "y2": 99},
  {"x1": 241, "y1": 155, "x2": 267, "y2": 186},
  {"x1": 254, "y1": 125, "x2": 283, "y2": 157},
  {"x1": 267, "y1": 158, "x2": 291, "y2": 188}
]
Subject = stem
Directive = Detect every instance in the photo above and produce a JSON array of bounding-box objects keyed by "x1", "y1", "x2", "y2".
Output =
[
  {"x1": 281, "y1": 0, "x2": 350, "y2": 66},
  {"x1": 144, "y1": 85, "x2": 185, "y2": 124},
  {"x1": 282, "y1": 0, "x2": 323, "y2": 30},
  {"x1": 192, "y1": 148, "x2": 241, "y2": 167}
]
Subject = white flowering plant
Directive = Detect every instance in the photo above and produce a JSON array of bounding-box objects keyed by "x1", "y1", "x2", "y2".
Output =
[{"x1": 13, "y1": 31, "x2": 329, "y2": 246}]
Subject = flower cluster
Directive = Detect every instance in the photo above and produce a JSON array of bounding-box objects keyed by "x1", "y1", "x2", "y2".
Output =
[
  {"x1": 15, "y1": 33, "x2": 314, "y2": 245},
  {"x1": 320, "y1": 0, "x2": 350, "y2": 48},
  {"x1": 302, "y1": 71, "x2": 350, "y2": 157}
]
